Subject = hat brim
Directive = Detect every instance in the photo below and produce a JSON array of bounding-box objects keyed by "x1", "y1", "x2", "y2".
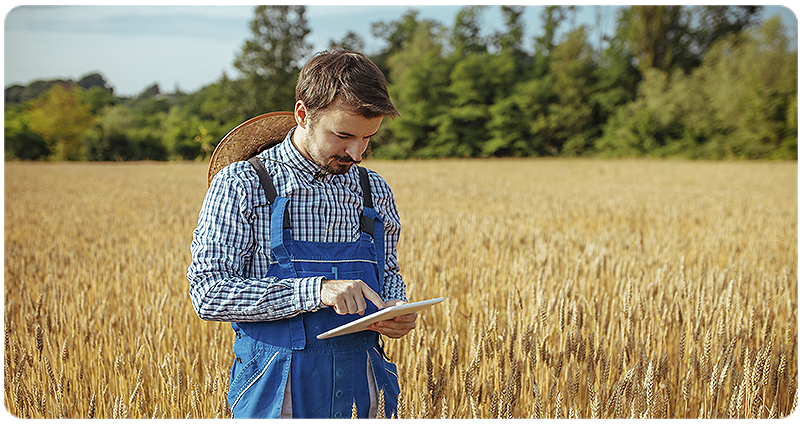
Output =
[{"x1": 207, "y1": 111, "x2": 296, "y2": 186}]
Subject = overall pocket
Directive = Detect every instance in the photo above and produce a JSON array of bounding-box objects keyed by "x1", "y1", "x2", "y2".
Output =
[{"x1": 227, "y1": 341, "x2": 291, "y2": 418}]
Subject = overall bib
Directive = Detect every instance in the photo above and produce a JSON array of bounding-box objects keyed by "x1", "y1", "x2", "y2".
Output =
[{"x1": 226, "y1": 158, "x2": 400, "y2": 418}]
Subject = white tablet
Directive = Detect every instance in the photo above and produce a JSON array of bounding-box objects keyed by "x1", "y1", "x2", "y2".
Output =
[{"x1": 316, "y1": 297, "x2": 445, "y2": 339}]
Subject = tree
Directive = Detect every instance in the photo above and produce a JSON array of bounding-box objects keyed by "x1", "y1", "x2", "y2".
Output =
[
  {"x1": 375, "y1": 21, "x2": 450, "y2": 159},
  {"x1": 689, "y1": 6, "x2": 763, "y2": 67},
  {"x1": 138, "y1": 83, "x2": 161, "y2": 99},
  {"x1": 694, "y1": 15, "x2": 797, "y2": 159},
  {"x1": 591, "y1": 9, "x2": 641, "y2": 129},
  {"x1": 547, "y1": 26, "x2": 600, "y2": 156},
  {"x1": 234, "y1": 5, "x2": 311, "y2": 117},
  {"x1": 626, "y1": 6, "x2": 686, "y2": 72},
  {"x1": 4, "y1": 103, "x2": 48, "y2": 160},
  {"x1": 328, "y1": 31, "x2": 365, "y2": 52},
  {"x1": 370, "y1": 10, "x2": 443, "y2": 80},
  {"x1": 493, "y1": 5, "x2": 525, "y2": 54},
  {"x1": 26, "y1": 84, "x2": 95, "y2": 160},
  {"x1": 597, "y1": 15, "x2": 796, "y2": 160},
  {"x1": 449, "y1": 6, "x2": 488, "y2": 57},
  {"x1": 82, "y1": 104, "x2": 169, "y2": 161},
  {"x1": 177, "y1": 73, "x2": 248, "y2": 128},
  {"x1": 77, "y1": 86, "x2": 118, "y2": 115},
  {"x1": 77, "y1": 72, "x2": 113, "y2": 92},
  {"x1": 532, "y1": 6, "x2": 576, "y2": 78},
  {"x1": 621, "y1": 6, "x2": 763, "y2": 75}
]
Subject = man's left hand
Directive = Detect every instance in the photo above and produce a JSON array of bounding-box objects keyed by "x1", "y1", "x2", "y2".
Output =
[{"x1": 367, "y1": 299, "x2": 417, "y2": 339}]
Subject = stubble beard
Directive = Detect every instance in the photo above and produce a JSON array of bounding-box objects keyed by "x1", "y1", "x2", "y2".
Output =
[{"x1": 306, "y1": 126, "x2": 360, "y2": 176}]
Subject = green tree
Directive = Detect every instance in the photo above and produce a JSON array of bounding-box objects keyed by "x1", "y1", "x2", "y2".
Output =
[
  {"x1": 597, "y1": 15, "x2": 796, "y2": 160},
  {"x1": 375, "y1": 21, "x2": 450, "y2": 159},
  {"x1": 591, "y1": 9, "x2": 641, "y2": 131},
  {"x1": 547, "y1": 26, "x2": 599, "y2": 156},
  {"x1": 688, "y1": 6, "x2": 763, "y2": 68},
  {"x1": 370, "y1": 10, "x2": 442, "y2": 81},
  {"x1": 77, "y1": 86, "x2": 118, "y2": 115},
  {"x1": 137, "y1": 83, "x2": 162, "y2": 100},
  {"x1": 532, "y1": 6, "x2": 576, "y2": 78},
  {"x1": 82, "y1": 104, "x2": 168, "y2": 161},
  {"x1": 234, "y1": 5, "x2": 311, "y2": 117},
  {"x1": 449, "y1": 6, "x2": 488, "y2": 57},
  {"x1": 623, "y1": 6, "x2": 690, "y2": 73},
  {"x1": 694, "y1": 15, "x2": 797, "y2": 159},
  {"x1": 175, "y1": 73, "x2": 250, "y2": 140},
  {"x1": 492, "y1": 6, "x2": 526, "y2": 55},
  {"x1": 4, "y1": 103, "x2": 48, "y2": 160},
  {"x1": 76, "y1": 72, "x2": 113, "y2": 92},
  {"x1": 26, "y1": 84, "x2": 95, "y2": 160},
  {"x1": 621, "y1": 6, "x2": 763, "y2": 75},
  {"x1": 328, "y1": 31, "x2": 365, "y2": 52}
]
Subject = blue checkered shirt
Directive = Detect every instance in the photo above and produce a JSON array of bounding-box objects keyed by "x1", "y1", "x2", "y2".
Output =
[{"x1": 187, "y1": 129, "x2": 406, "y2": 322}]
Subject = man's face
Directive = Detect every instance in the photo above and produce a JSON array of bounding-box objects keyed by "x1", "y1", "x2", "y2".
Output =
[{"x1": 302, "y1": 105, "x2": 383, "y2": 175}]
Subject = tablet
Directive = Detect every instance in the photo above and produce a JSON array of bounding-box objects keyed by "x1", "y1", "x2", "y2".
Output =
[{"x1": 316, "y1": 297, "x2": 445, "y2": 339}]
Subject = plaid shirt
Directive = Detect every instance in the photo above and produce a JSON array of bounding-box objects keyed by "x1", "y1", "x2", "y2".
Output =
[{"x1": 187, "y1": 128, "x2": 406, "y2": 322}]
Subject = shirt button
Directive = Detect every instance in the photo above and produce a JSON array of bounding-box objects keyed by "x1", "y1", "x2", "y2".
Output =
[
  {"x1": 336, "y1": 369, "x2": 344, "y2": 378},
  {"x1": 333, "y1": 412, "x2": 342, "y2": 418},
  {"x1": 327, "y1": 190, "x2": 332, "y2": 195},
  {"x1": 335, "y1": 390, "x2": 343, "y2": 398}
]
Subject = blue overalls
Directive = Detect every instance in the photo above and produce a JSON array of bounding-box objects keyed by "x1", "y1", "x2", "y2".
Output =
[{"x1": 226, "y1": 158, "x2": 400, "y2": 418}]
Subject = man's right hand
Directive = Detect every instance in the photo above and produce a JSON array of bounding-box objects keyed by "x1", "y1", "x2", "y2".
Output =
[{"x1": 320, "y1": 279, "x2": 386, "y2": 315}]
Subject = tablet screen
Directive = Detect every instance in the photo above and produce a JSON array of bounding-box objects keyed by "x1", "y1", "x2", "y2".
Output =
[{"x1": 316, "y1": 297, "x2": 445, "y2": 339}]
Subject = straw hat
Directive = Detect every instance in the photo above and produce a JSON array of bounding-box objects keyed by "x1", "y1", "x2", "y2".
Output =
[{"x1": 207, "y1": 111, "x2": 296, "y2": 186}]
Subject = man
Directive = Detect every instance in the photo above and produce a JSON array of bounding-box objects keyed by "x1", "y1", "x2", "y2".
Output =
[{"x1": 187, "y1": 50, "x2": 416, "y2": 419}]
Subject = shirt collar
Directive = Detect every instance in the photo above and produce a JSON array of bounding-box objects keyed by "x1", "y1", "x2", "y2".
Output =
[{"x1": 273, "y1": 127, "x2": 323, "y2": 176}]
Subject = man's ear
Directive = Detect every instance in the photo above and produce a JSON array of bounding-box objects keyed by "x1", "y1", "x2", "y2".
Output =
[{"x1": 294, "y1": 101, "x2": 309, "y2": 128}]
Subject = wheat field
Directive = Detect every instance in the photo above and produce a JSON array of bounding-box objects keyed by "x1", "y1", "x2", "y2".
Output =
[{"x1": 3, "y1": 159, "x2": 797, "y2": 419}]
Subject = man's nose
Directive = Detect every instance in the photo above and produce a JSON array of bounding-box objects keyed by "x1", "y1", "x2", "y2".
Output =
[{"x1": 345, "y1": 140, "x2": 367, "y2": 162}]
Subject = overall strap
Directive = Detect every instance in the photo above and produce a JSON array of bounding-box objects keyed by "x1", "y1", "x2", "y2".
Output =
[
  {"x1": 357, "y1": 166, "x2": 385, "y2": 289},
  {"x1": 248, "y1": 156, "x2": 303, "y2": 349},
  {"x1": 358, "y1": 166, "x2": 374, "y2": 236},
  {"x1": 247, "y1": 157, "x2": 296, "y2": 287},
  {"x1": 247, "y1": 157, "x2": 290, "y2": 228}
]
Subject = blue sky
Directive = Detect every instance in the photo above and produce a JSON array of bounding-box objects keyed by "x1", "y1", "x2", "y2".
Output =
[{"x1": 3, "y1": 3, "x2": 797, "y2": 97}]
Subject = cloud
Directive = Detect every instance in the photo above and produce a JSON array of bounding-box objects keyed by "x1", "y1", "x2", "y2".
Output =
[{"x1": 5, "y1": 6, "x2": 251, "y2": 41}]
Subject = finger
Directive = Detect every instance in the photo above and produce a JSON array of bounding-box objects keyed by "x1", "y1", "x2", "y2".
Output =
[
  {"x1": 359, "y1": 283, "x2": 385, "y2": 309},
  {"x1": 393, "y1": 312, "x2": 418, "y2": 322},
  {"x1": 372, "y1": 318, "x2": 416, "y2": 333},
  {"x1": 353, "y1": 290, "x2": 368, "y2": 315},
  {"x1": 370, "y1": 320, "x2": 415, "y2": 338},
  {"x1": 344, "y1": 296, "x2": 360, "y2": 315},
  {"x1": 334, "y1": 298, "x2": 348, "y2": 315}
]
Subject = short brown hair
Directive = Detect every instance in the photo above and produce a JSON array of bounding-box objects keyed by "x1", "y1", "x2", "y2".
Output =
[{"x1": 295, "y1": 50, "x2": 399, "y2": 120}]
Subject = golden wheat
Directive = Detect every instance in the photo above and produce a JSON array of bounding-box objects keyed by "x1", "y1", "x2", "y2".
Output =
[{"x1": 3, "y1": 158, "x2": 797, "y2": 418}]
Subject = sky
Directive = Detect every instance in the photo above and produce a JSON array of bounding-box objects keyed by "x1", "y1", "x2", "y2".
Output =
[{"x1": 3, "y1": 3, "x2": 798, "y2": 97}]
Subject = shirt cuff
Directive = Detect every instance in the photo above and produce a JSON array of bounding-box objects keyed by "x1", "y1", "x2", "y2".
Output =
[{"x1": 295, "y1": 276, "x2": 324, "y2": 311}]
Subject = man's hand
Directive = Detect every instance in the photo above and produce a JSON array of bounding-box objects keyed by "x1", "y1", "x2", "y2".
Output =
[
  {"x1": 320, "y1": 279, "x2": 385, "y2": 315},
  {"x1": 368, "y1": 299, "x2": 417, "y2": 339}
]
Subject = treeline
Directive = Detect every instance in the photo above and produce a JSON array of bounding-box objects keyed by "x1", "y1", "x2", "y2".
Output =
[{"x1": 4, "y1": 5, "x2": 797, "y2": 161}]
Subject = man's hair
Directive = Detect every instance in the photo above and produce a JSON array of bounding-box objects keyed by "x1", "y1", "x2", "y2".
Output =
[{"x1": 295, "y1": 50, "x2": 400, "y2": 120}]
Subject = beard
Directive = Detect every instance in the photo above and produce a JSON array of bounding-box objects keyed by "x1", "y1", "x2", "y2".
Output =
[
  {"x1": 305, "y1": 125, "x2": 361, "y2": 176},
  {"x1": 319, "y1": 154, "x2": 359, "y2": 175}
]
